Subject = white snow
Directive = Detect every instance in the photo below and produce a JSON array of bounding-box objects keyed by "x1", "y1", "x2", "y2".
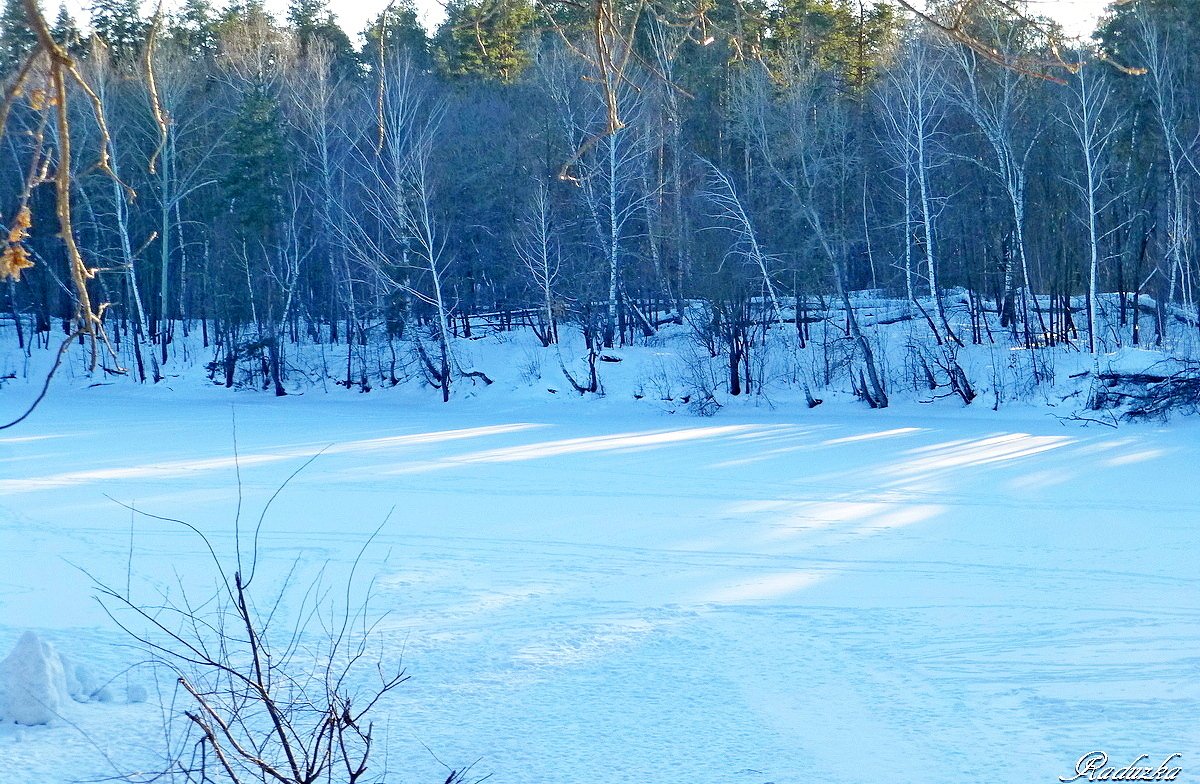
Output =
[
  {"x1": 0, "y1": 632, "x2": 69, "y2": 726},
  {"x1": 0, "y1": 367, "x2": 1197, "y2": 781}
]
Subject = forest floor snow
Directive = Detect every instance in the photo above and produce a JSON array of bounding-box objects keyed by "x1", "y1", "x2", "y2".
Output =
[{"x1": 0, "y1": 384, "x2": 1197, "y2": 783}]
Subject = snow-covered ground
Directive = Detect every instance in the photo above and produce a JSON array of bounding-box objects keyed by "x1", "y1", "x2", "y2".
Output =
[{"x1": 0, "y1": 377, "x2": 1198, "y2": 782}]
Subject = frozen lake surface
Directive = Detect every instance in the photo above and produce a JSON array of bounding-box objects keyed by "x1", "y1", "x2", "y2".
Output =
[{"x1": 0, "y1": 388, "x2": 1197, "y2": 783}]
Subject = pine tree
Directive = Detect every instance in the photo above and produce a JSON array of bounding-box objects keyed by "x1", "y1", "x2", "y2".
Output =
[
  {"x1": 363, "y1": 0, "x2": 431, "y2": 73},
  {"x1": 761, "y1": 0, "x2": 898, "y2": 89},
  {"x1": 0, "y1": 0, "x2": 38, "y2": 75},
  {"x1": 224, "y1": 87, "x2": 286, "y2": 237},
  {"x1": 167, "y1": 0, "x2": 218, "y2": 58},
  {"x1": 89, "y1": 0, "x2": 146, "y2": 64},
  {"x1": 288, "y1": 0, "x2": 357, "y2": 74},
  {"x1": 218, "y1": 0, "x2": 272, "y2": 31},
  {"x1": 52, "y1": 3, "x2": 84, "y2": 55},
  {"x1": 768, "y1": 0, "x2": 856, "y2": 72},
  {"x1": 847, "y1": 1, "x2": 900, "y2": 90},
  {"x1": 1099, "y1": 0, "x2": 1200, "y2": 70},
  {"x1": 434, "y1": 0, "x2": 536, "y2": 82}
]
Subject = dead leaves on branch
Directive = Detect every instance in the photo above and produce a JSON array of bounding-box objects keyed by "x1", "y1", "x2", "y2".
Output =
[{"x1": 0, "y1": 206, "x2": 34, "y2": 282}]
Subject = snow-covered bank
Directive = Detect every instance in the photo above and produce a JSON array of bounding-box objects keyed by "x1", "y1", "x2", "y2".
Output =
[
  {"x1": 0, "y1": 387, "x2": 1196, "y2": 783},
  {"x1": 3, "y1": 301, "x2": 1198, "y2": 424}
]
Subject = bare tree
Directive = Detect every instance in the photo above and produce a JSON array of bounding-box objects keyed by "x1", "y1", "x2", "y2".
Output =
[
  {"x1": 701, "y1": 158, "x2": 823, "y2": 404},
  {"x1": 1061, "y1": 56, "x2": 1123, "y2": 356},
  {"x1": 339, "y1": 57, "x2": 456, "y2": 401},
  {"x1": 143, "y1": 25, "x2": 219, "y2": 362},
  {"x1": 878, "y1": 32, "x2": 959, "y2": 345},
  {"x1": 515, "y1": 178, "x2": 561, "y2": 347},
  {"x1": 645, "y1": 18, "x2": 691, "y2": 326},
  {"x1": 571, "y1": 55, "x2": 654, "y2": 348},
  {"x1": 0, "y1": 0, "x2": 129, "y2": 429},
  {"x1": 700, "y1": 159, "x2": 786, "y2": 329},
  {"x1": 731, "y1": 62, "x2": 889, "y2": 407},
  {"x1": 949, "y1": 21, "x2": 1046, "y2": 349},
  {"x1": 286, "y1": 38, "x2": 353, "y2": 351},
  {"x1": 1134, "y1": 9, "x2": 1197, "y2": 335},
  {"x1": 81, "y1": 43, "x2": 162, "y2": 383}
]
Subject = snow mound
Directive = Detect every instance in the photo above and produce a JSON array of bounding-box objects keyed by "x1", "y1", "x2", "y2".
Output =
[
  {"x1": 0, "y1": 631, "x2": 70, "y2": 725},
  {"x1": 62, "y1": 654, "x2": 106, "y2": 702}
]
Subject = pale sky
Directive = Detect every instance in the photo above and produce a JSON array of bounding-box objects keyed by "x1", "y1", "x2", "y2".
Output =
[
  {"x1": 267, "y1": 0, "x2": 447, "y2": 39},
  {"x1": 61, "y1": 0, "x2": 1112, "y2": 44},
  {"x1": 987, "y1": 0, "x2": 1110, "y2": 38},
  {"x1": 901, "y1": 0, "x2": 1112, "y2": 38},
  {"x1": 265, "y1": 0, "x2": 1114, "y2": 41}
]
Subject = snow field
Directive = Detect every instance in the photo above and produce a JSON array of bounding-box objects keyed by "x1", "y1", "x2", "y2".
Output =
[{"x1": 0, "y1": 383, "x2": 1196, "y2": 783}]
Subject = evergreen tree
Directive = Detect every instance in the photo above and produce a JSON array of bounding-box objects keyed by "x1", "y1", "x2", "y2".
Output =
[
  {"x1": 762, "y1": 0, "x2": 897, "y2": 88},
  {"x1": 1099, "y1": 0, "x2": 1200, "y2": 71},
  {"x1": 0, "y1": 0, "x2": 38, "y2": 75},
  {"x1": 434, "y1": 0, "x2": 536, "y2": 82},
  {"x1": 224, "y1": 87, "x2": 286, "y2": 238},
  {"x1": 218, "y1": 0, "x2": 272, "y2": 30},
  {"x1": 288, "y1": 0, "x2": 357, "y2": 74},
  {"x1": 767, "y1": 0, "x2": 848, "y2": 76},
  {"x1": 51, "y1": 3, "x2": 84, "y2": 55},
  {"x1": 89, "y1": 0, "x2": 146, "y2": 64},
  {"x1": 167, "y1": 0, "x2": 218, "y2": 58},
  {"x1": 847, "y1": 1, "x2": 900, "y2": 89},
  {"x1": 363, "y1": 0, "x2": 431, "y2": 73}
]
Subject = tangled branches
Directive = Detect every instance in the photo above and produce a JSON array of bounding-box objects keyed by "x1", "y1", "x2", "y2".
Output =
[
  {"x1": 0, "y1": 1, "x2": 133, "y2": 428},
  {"x1": 94, "y1": 453, "x2": 422, "y2": 784},
  {"x1": 531, "y1": 0, "x2": 1132, "y2": 180}
]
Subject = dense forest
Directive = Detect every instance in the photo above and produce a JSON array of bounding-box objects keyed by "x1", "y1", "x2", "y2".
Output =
[{"x1": 1, "y1": 0, "x2": 1198, "y2": 412}]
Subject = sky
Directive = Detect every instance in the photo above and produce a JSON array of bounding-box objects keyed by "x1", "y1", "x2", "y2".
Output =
[
  {"x1": 1002, "y1": 0, "x2": 1112, "y2": 37},
  {"x1": 267, "y1": 0, "x2": 445, "y2": 38},
  {"x1": 60, "y1": 0, "x2": 1114, "y2": 44},
  {"x1": 283, "y1": 0, "x2": 1114, "y2": 41}
]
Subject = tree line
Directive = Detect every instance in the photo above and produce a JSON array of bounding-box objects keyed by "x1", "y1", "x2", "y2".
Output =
[{"x1": 1, "y1": 0, "x2": 1197, "y2": 408}]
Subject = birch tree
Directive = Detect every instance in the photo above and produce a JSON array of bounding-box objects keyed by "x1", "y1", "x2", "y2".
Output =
[
  {"x1": 949, "y1": 20, "x2": 1045, "y2": 348},
  {"x1": 515, "y1": 178, "x2": 561, "y2": 347},
  {"x1": 143, "y1": 36, "x2": 217, "y2": 362},
  {"x1": 878, "y1": 32, "x2": 958, "y2": 345},
  {"x1": 87, "y1": 44, "x2": 161, "y2": 382},
  {"x1": 731, "y1": 62, "x2": 889, "y2": 407},
  {"x1": 574, "y1": 66, "x2": 654, "y2": 348},
  {"x1": 1061, "y1": 58, "x2": 1121, "y2": 356},
  {"x1": 1134, "y1": 10, "x2": 1197, "y2": 334},
  {"x1": 339, "y1": 58, "x2": 457, "y2": 401},
  {"x1": 286, "y1": 38, "x2": 352, "y2": 346}
]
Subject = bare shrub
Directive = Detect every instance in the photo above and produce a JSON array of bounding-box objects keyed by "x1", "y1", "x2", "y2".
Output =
[{"x1": 93, "y1": 458, "x2": 477, "y2": 784}]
